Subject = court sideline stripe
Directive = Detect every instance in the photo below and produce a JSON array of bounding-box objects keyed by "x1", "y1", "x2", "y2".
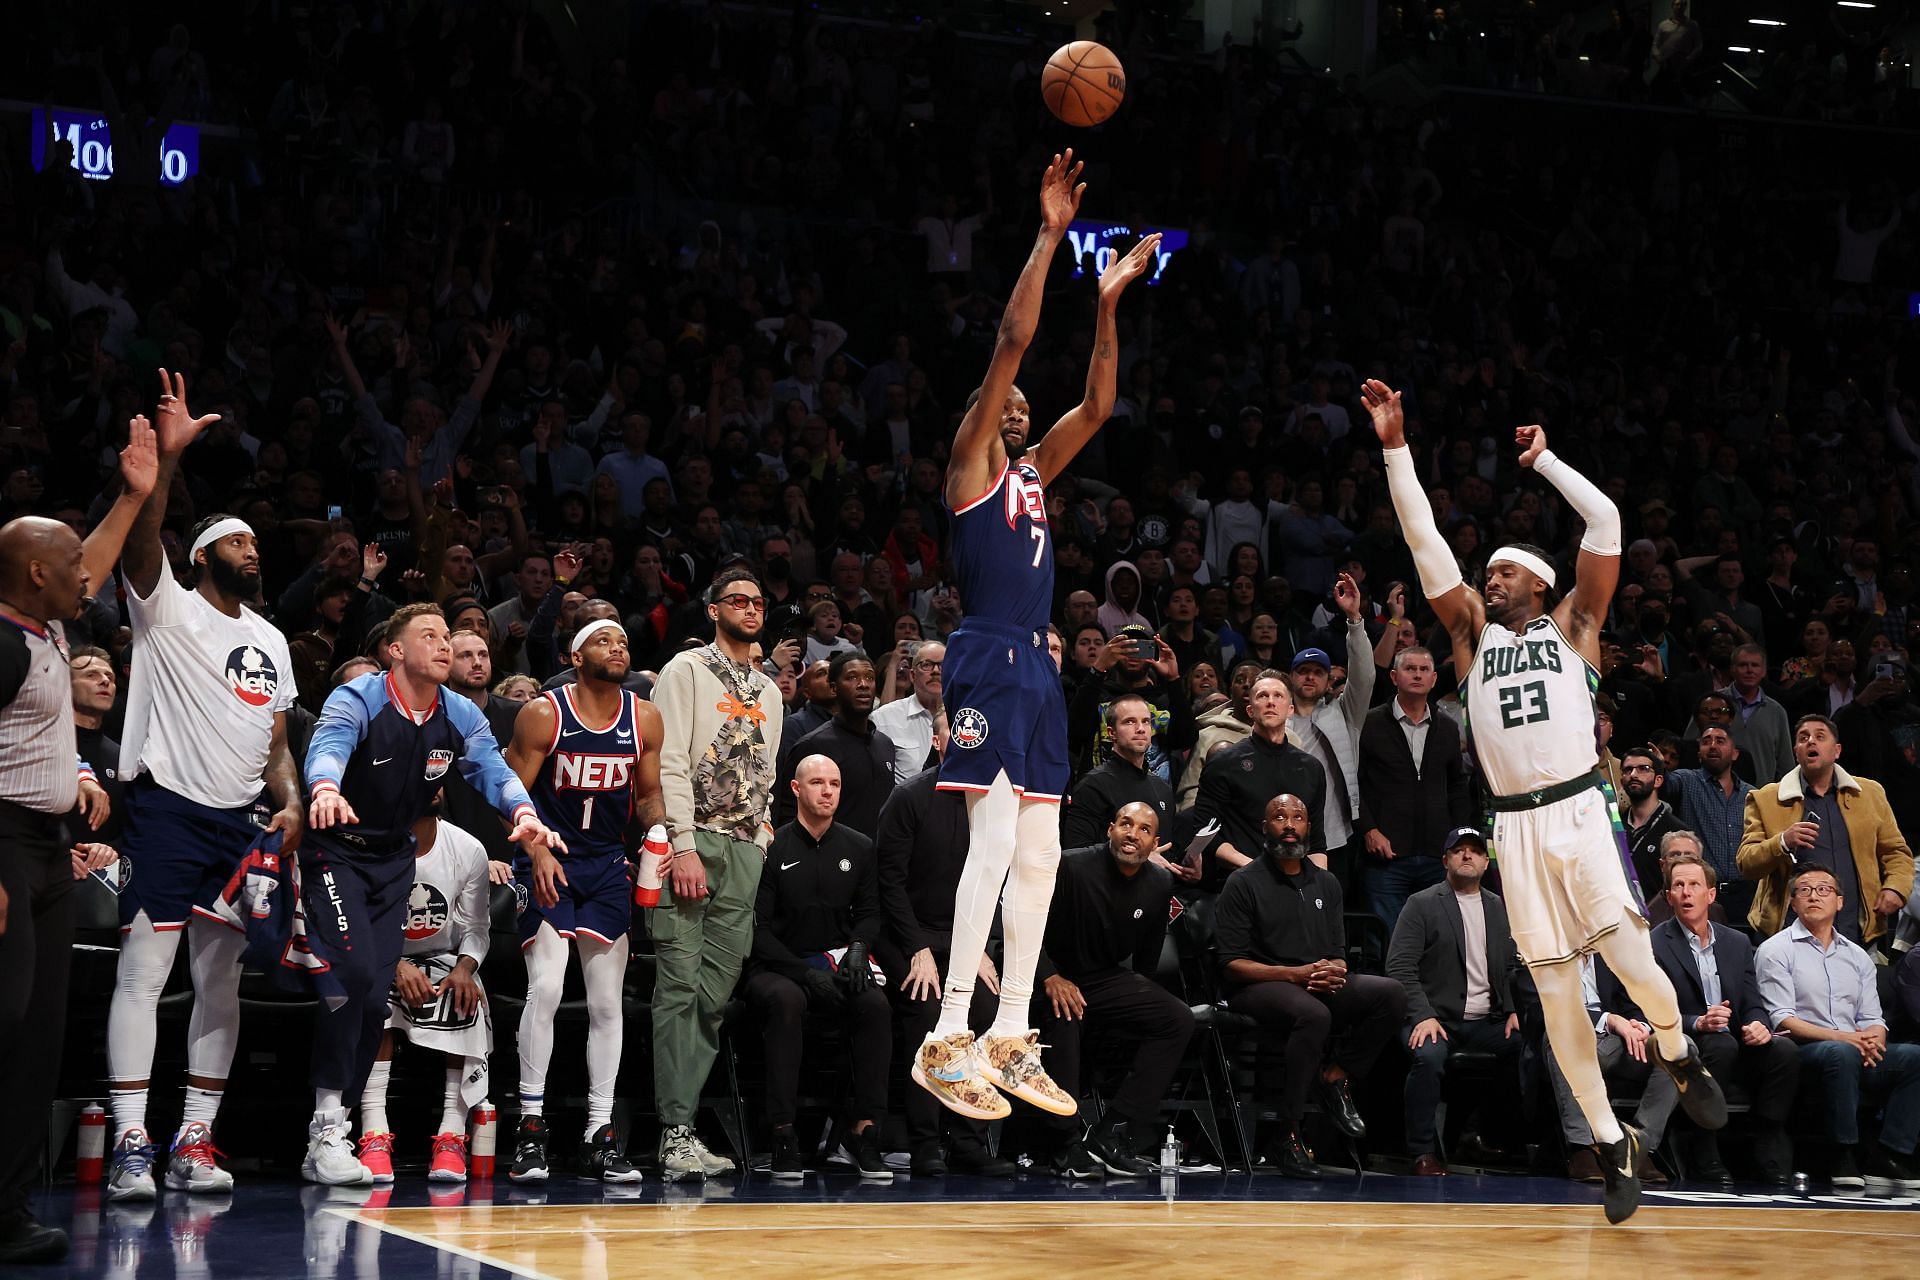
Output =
[
  {"x1": 406, "y1": 1220, "x2": 1919, "y2": 1240},
  {"x1": 382, "y1": 1197, "x2": 1912, "y2": 1216},
  {"x1": 330, "y1": 1208, "x2": 558, "y2": 1280}
]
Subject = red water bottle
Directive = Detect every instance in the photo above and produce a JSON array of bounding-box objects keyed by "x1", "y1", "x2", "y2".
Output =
[
  {"x1": 470, "y1": 1103, "x2": 497, "y2": 1179},
  {"x1": 634, "y1": 824, "x2": 669, "y2": 908},
  {"x1": 75, "y1": 1104, "x2": 106, "y2": 1185}
]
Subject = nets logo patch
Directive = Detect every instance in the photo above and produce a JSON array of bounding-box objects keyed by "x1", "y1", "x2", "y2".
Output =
[
  {"x1": 952, "y1": 707, "x2": 989, "y2": 749},
  {"x1": 425, "y1": 749, "x2": 454, "y2": 780},
  {"x1": 225, "y1": 645, "x2": 279, "y2": 708},
  {"x1": 404, "y1": 883, "x2": 450, "y2": 941},
  {"x1": 510, "y1": 881, "x2": 529, "y2": 915}
]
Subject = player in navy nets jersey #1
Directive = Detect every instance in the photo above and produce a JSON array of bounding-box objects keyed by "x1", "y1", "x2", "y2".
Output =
[
  {"x1": 503, "y1": 618, "x2": 664, "y2": 1184},
  {"x1": 298, "y1": 603, "x2": 561, "y2": 1186},
  {"x1": 104, "y1": 373, "x2": 307, "y2": 1204},
  {"x1": 913, "y1": 149, "x2": 1162, "y2": 1122},
  {"x1": 1365, "y1": 378, "x2": 1727, "y2": 1225}
]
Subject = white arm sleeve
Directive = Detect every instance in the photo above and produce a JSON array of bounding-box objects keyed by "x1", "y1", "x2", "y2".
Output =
[
  {"x1": 1531, "y1": 449, "x2": 1621, "y2": 556},
  {"x1": 1383, "y1": 445, "x2": 1463, "y2": 600}
]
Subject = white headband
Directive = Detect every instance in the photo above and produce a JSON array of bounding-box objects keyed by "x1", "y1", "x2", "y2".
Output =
[
  {"x1": 1489, "y1": 546, "x2": 1557, "y2": 590},
  {"x1": 571, "y1": 619, "x2": 626, "y2": 656},
  {"x1": 189, "y1": 518, "x2": 255, "y2": 562}
]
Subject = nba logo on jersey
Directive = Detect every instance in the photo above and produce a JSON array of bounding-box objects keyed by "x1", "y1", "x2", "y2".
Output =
[
  {"x1": 425, "y1": 749, "x2": 454, "y2": 780},
  {"x1": 952, "y1": 707, "x2": 990, "y2": 749},
  {"x1": 1003, "y1": 464, "x2": 1047, "y2": 529},
  {"x1": 225, "y1": 645, "x2": 280, "y2": 707}
]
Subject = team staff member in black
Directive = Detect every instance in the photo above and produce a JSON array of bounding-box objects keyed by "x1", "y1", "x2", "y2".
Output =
[
  {"x1": 746, "y1": 755, "x2": 892, "y2": 1182},
  {"x1": 1194, "y1": 672, "x2": 1327, "y2": 889},
  {"x1": 1215, "y1": 794, "x2": 1406, "y2": 1179},
  {"x1": 1035, "y1": 802, "x2": 1192, "y2": 1179},
  {"x1": 874, "y1": 760, "x2": 1015, "y2": 1178},
  {"x1": 1060, "y1": 694, "x2": 1176, "y2": 850},
  {"x1": 772, "y1": 651, "x2": 897, "y2": 836},
  {"x1": 0, "y1": 418, "x2": 153, "y2": 1264}
]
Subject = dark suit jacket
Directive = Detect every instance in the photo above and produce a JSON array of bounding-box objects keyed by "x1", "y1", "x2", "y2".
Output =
[
  {"x1": 1356, "y1": 701, "x2": 1470, "y2": 861},
  {"x1": 1647, "y1": 915, "x2": 1768, "y2": 1030},
  {"x1": 1385, "y1": 881, "x2": 1519, "y2": 1028}
]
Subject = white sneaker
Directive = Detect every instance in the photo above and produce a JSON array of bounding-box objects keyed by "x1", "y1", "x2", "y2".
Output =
[
  {"x1": 164, "y1": 1122, "x2": 235, "y2": 1193},
  {"x1": 108, "y1": 1129, "x2": 158, "y2": 1202},
  {"x1": 687, "y1": 1130, "x2": 736, "y2": 1176},
  {"x1": 303, "y1": 1115, "x2": 374, "y2": 1186},
  {"x1": 657, "y1": 1125, "x2": 707, "y2": 1182}
]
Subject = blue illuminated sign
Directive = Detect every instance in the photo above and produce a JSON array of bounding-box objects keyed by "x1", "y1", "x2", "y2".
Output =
[
  {"x1": 30, "y1": 108, "x2": 200, "y2": 187},
  {"x1": 1065, "y1": 219, "x2": 1186, "y2": 286}
]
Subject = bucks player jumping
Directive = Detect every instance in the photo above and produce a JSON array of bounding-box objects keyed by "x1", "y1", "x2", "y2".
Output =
[
  {"x1": 1363, "y1": 379, "x2": 1725, "y2": 1224},
  {"x1": 911, "y1": 149, "x2": 1161, "y2": 1122}
]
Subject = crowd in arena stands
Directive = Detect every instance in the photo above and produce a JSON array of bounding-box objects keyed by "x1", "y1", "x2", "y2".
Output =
[{"x1": 2, "y1": 1, "x2": 1918, "y2": 1193}]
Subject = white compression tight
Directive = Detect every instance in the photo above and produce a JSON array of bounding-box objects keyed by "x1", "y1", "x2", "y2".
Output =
[
  {"x1": 934, "y1": 772, "x2": 1063, "y2": 1041},
  {"x1": 1531, "y1": 910, "x2": 1688, "y2": 1149},
  {"x1": 519, "y1": 924, "x2": 628, "y2": 1137},
  {"x1": 107, "y1": 913, "x2": 247, "y2": 1137}
]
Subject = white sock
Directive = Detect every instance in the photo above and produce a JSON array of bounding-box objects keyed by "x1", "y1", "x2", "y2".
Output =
[
  {"x1": 440, "y1": 1065, "x2": 466, "y2": 1136},
  {"x1": 1590, "y1": 910, "x2": 1689, "y2": 1061},
  {"x1": 361, "y1": 1061, "x2": 391, "y2": 1135},
  {"x1": 936, "y1": 777, "x2": 1019, "y2": 1038},
  {"x1": 1533, "y1": 960, "x2": 1625, "y2": 1147},
  {"x1": 110, "y1": 1087, "x2": 148, "y2": 1142},
  {"x1": 180, "y1": 1087, "x2": 222, "y2": 1132},
  {"x1": 315, "y1": 1088, "x2": 345, "y2": 1116},
  {"x1": 518, "y1": 925, "x2": 567, "y2": 1114},
  {"x1": 987, "y1": 799, "x2": 1063, "y2": 1041},
  {"x1": 581, "y1": 935, "x2": 627, "y2": 1136}
]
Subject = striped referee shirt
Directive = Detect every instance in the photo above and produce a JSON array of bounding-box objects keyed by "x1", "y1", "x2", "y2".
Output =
[{"x1": 0, "y1": 616, "x2": 92, "y2": 814}]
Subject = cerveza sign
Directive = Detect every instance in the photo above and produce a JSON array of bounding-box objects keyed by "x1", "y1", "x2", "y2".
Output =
[
  {"x1": 30, "y1": 108, "x2": 200, "y2": 186},
  {"x1": 1065, "y1": 220, "x2": 1185, "y2": 286}
]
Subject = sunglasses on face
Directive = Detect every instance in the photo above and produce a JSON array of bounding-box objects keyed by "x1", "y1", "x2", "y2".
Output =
[{"x1": 717, "y1": 594, "x2": 766, "y2": 612}]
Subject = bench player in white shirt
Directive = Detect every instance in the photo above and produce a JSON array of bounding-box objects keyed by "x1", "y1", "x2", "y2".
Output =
[
  {"x1": 356, "y1": 807, "x2": 493, "y2": 1184},
  {"x1": 1364, "y1": 379, "x2": 1725, "y2": 1224},
  {"x1": 106, "y1": 373, "x2": 306, "y2": 1200}
]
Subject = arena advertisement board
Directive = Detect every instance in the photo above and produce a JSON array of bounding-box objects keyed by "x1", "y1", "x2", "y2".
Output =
[
  {"x1": 29, "y1": 107, "x2": 200, "y2": 186},
  {"x1": 1066, "y1": 218, "x2": 1185, "y2": 285}
]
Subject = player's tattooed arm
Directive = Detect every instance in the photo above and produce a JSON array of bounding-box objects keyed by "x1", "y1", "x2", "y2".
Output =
[{"x1": 263, "y1": 711, "x2": 305, "y2": 852}]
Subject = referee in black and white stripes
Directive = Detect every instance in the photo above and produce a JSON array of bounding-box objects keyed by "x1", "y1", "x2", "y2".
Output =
[{"x1": 0, "y1": 416, "x2": 155, "y2": 1265}]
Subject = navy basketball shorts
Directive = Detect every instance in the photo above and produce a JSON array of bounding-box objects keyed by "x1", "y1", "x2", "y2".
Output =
[
  {"x1": 118, "y1": 779, "x2": 267, "y2": 930},
  {"x1": 937, "y1": 618, "x2": 1069, "y2": 802},
  {"x1": 515, "y1": 850, "x2": 634, "y2": 947}
]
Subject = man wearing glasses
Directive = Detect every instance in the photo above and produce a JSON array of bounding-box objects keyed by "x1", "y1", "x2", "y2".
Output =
[
  {"x1": 1756, "y1": 865, "x2": 1920, "y2": 1193},
  {"x1": 872, "y1": 641, "x2": 947, "y2": 782},
  {"x1": 650, "y1": 571, "x2": 782, "y2": 1180}
]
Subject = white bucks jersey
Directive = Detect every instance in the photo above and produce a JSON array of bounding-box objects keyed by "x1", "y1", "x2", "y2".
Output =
[{"x1": 1463, "y1": 616, "x2": 1599, "y2": 796}]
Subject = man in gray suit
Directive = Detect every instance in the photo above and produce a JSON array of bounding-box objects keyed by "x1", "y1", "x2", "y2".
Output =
[{"x1": 1386, "y1": 827, "x2": 1522, "y2": 1175}]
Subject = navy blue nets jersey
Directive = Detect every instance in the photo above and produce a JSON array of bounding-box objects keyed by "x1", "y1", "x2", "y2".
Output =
[
  {"x1": 530, "y1": 685, "x2": 642, "y2": 859},
  {"x1": 950, "y1": 460, "x2": 1052, "y2": 629}
]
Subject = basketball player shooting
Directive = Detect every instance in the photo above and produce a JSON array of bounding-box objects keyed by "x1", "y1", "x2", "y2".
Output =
[
  {"x1": 912, "y1": 151, "x2": 1160, "y2": 1122},
  {"x1": 1363, "y1": 379, "x2": 1726, "y2": 1223}
]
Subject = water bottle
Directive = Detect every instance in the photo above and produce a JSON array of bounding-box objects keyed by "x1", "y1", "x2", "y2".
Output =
[
  {"x1": 634, "y1": 824, "x2": 669, "y2": 907},
  {"x1": 1160, "y1": 1126, "x2": 1179, "y2": 1175}
]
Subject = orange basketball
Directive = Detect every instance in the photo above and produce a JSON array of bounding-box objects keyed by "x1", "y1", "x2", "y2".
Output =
[{"x1": 1041, "y1": 41, "x2": 1126, "y2": 128}]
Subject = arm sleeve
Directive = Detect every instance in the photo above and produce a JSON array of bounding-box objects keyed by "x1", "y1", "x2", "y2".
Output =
[
  {"x1": 1858, "y1": 951, "x2": 1887, "y2": 1030},
  {"x1": 1129, "y1": 870, "x2": 1172, "y2": 978},
  {"x1": 1382, "y1": 445, "x2": 1463, "y2": 600},
  {"x1": 570, "y1": 393, "x2": 617, "y2": 448},
  {"x1": 652, "y1": 657, "x2": 701, "y2": 853},
  {"x1": 874, "y1": 784, "x2": 928, "y2": 956},
  {"x1": 447, "y1": 695, "x2": 536, "y2": 822},
  {"x1": 305, "y1": 681, "x2": 374, "y2": 796},
  {"x1": 851, "y1": 834, "x2": 883, "y2": 947},
  {"x1": 1530, "y1": 450, "x2": 1620, "y2": 556},
  {"x1": 1212, "y1": 878, "x2": 1253, "y2": 966},
  {"x1": 0, "y1": 629, "x2": 30, "y2": 706},
  {"x1": 1059, "y1": 777, "x2": 1107, "y2": 849},
  {"x1": 524, "y1": 583, "x2": 567, "y2": 681},
  {"x1": 1385, "y1": 901, "x2": 1436, "y2": 1024},
  {"x1": 1755, "y1": 942, "x2": 1795, "y2": 1030},
  {"x1": 1338, "y1": 618, "x2": 1377, "y2": 733},
  {"x1": 769, "y1": 735, "x2": 799, "y2": 828},
  {"x1": 749, "y1": 836, "x2": 808, "y2": 977},
  {"x1": 450, "y1": 832, "x2": 492, "y2": 966},
  {"x1": 355, "y1": 391, "x2": 405, "y2": 454}
]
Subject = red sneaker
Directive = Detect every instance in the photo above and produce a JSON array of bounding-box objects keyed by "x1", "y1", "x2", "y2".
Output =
[
  {"x1": 357, "y1": 1132, "x2": 395, "y2": 1184},
  {"x1": 428, "y1": 1132, "x2": 469, "y2": 1184}
]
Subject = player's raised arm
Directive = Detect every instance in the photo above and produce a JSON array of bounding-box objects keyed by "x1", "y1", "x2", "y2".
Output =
[
  {"x1": 945, "y1": 150, "x2": 1084, "y2": 507},
  {"x1": 1029, "y1": 232, "x2": 1161, "y2": 487},
  {"x1": 1518, "y1": 425, "x2": 1619, "y2": 659},
  {"x1": 1363, "y1": 378, "x2": 1484, "y2": 672}
]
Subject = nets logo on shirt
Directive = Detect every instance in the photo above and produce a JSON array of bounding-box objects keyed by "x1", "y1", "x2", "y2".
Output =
[
  {"x1": 404, "y1": 883, "x2": 450, "y2": 941},
  {"x1": 952, "y1": 707, "x2": 990, "y2": 749},
  {"x1": 224, "y1": 645, "x2": 280, "y2": 708}
]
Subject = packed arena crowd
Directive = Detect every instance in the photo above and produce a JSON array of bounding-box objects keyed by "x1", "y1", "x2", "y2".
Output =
[{"x1": 0, "y1": 0, "x2": 1917, "y2": 1263}]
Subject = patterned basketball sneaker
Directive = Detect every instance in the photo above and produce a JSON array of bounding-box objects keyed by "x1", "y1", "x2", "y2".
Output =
[
  {"x1": 164, "y1": 1122, "x2": 235, "y2": 1193},
  {"x1": 910, "y1": 1031, "x2": 1011, "y2": 1121},
  {"x1": 107, "y1": 1129, "x2": 157, "y2": 1202},
  {"x1": 357, "y1": 1132, "x2": 395, "y2": 1184},
  {"x1": 428, "y1": 1133, "x2": 469, "y2": 1184},
  {"x1": 980, "y1": 1031, "x2": 1078, "y2": 1116}
]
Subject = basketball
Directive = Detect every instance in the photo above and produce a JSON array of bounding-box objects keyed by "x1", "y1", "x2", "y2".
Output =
[{"x1": 1041, "y1": 41, "x2": 1126, "y2": 127}]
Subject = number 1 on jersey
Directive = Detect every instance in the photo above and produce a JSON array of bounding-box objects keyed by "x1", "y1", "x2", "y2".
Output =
[{"x1": 581, "y1": 796, "x2": 594, "y2": 829}]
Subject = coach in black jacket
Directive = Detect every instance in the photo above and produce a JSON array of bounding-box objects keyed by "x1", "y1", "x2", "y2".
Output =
[
  {"x1": 1646, "y1": 854, "x2": 1799, "y2": 1184},
  {"x1": 1385, "y1": 828, "x2": 1521, "y2": 1174},
  {"x1": 1356, "y1": 647, "x2": 1470, "y2": 930}
]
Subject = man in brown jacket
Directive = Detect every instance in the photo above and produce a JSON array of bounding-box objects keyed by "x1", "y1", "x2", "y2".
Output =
[{"x1": 1736, "y1": 714, "x2": 1913, "y2": 945}]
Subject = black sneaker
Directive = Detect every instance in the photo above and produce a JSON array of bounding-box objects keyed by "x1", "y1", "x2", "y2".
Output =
[
  {"x1": 1831, "y1": 1146, "x2": 1866, "y2": 1190},
  {"x1": 770, "y1": 1126, "x2": 807, "y2": 1183},
  {"x1": 1649, "y1": 1034, "x2": 1728, "y2": 1131},
  {"x1": 850, "y1": 1127, "x2": 893, "y2": 1183},
  {"x1": 909, "y1": 1144, "x2": 948, "y2": 1177},
  {"x1": 509, "y1": 1116, "x2": 549, "y2": 1184},
  {"x1": 1597, "y1": 1126, "x2": 1643, "y2": 1224},
  {"x1": 1316, "y1": 1075, "x2": 1367, "y2": 1139},
  {"x1": 1050, "y1": 1143, "x2": 1102, "y2": 1180},
  {"x1": 1084, "y1": 1117, "x2": 1157, "y2": 1179},
  {"x1": 948, "y1": 1140, "x2": 1019, "y2": 1177},
  {"x1": 579, "y1": 1124, "x2": 643, "y2": 1184},
  {"x1": 1269, "y1": 1128, "x2": 1321, "y2": 1181},
  {"x1": 0, "y1": 1209, "x2": 69, "y2": 1266},
  {"x1": 1864, "y1": 1147, "x2": 1920, "y2": 1196}
]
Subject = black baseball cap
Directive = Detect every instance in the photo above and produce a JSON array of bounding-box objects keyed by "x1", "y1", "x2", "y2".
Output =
[{"x1": 1443, "y1": 825, "x2": 1488, "y2": 852}]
